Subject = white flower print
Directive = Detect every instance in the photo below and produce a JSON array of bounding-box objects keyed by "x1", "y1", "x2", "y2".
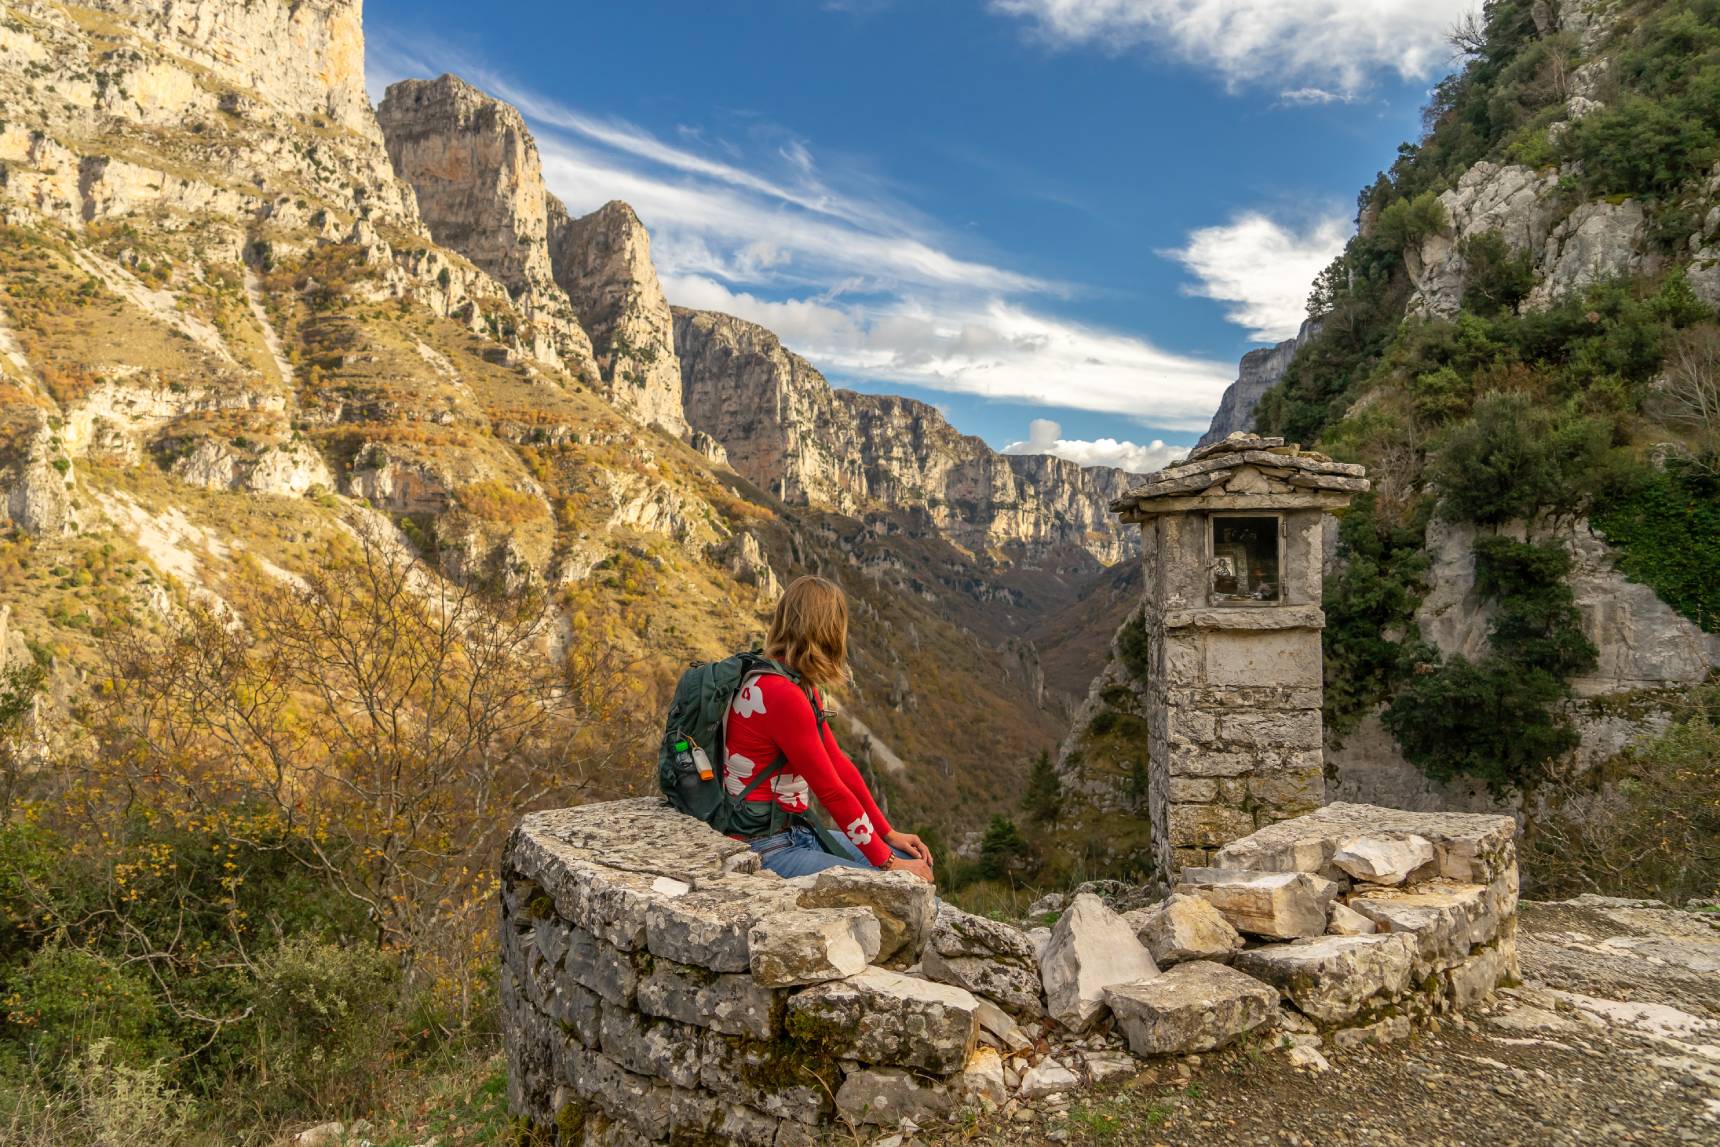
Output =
[
  {"x1": 724, "y1": 751, "x2": 758, "y2": 797},
  {"x1": 731, "y1": 682, "x2": 768, "y2": 720},
  {"x1": 770, "y1": 772, "x2": 811, "y2": 813},
  {"x1": 844, "y1": 814, "x2": 875, "y2": 848}
]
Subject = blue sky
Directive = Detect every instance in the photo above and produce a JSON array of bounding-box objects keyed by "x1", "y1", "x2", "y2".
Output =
[{"x1": 367, "y1": 0, "x2": 1477, "y2": 471}]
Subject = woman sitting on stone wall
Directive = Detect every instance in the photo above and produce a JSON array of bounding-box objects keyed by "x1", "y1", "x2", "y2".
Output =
[{"x1": 726, "y1": 575, "x2": 936, "y2": 882}]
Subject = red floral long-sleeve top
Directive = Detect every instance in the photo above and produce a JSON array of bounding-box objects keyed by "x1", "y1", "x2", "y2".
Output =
[{"x1": 722, "y1": 672, "x2": 894, "y2": 866}]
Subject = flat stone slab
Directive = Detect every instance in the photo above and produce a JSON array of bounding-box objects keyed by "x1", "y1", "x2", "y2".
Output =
[
  {"x1": 1105, "y1": 961, "x2": 1279, "y2": 1056},
  {"x1": 793, "y1": 868, "x2": 936, "y2": 967},
  {"x1": 921, "y1": 903, "x2": 1043, "y2": 1016},
  {"x1": 1233, "y1": 933, "x2": 1415, "y2": 1024},
  {"x1": 1348, "y1": 881, "x2": 1495, "y2": 973},
  {"x1": 1212, "y1": 802, "x2": 1517, "y2": 884},
  {"x1": 1175, "y1": 868, "x2": 1339, "y2": 939},
  {"x1": 787, "y1": 966, "x2": 978, "y2": 1074}
]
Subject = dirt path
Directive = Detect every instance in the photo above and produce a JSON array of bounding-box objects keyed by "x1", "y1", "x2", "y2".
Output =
[{"x1": 946, "y1": 899, "x2": 1720, "y2": 1146}]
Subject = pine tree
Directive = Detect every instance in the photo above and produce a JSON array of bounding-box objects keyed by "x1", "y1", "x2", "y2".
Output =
[
  {"x1": 978, "y1": 815, "x2": 1031, "y2": 881},
  {"x1": 1022, "y1": 747, "x2": 1063, "y2": 826}
]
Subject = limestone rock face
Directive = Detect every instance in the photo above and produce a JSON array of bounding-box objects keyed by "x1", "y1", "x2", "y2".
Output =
[
  {"x1": 1196, "y1": 320, "x2": 1317, "y2": 449},
  {"x1": 376, "y1": 75, "x2": 598, "y2": 377},
  {"x1": 1528, "y1": 200, "x2": 1654, "y2": 309},
  {"x1": 1124, "y1": 894, "x2": 1244, "y2": 966},
  {"x1": 550, "y1": 201, "x2": 686, "y2": 433},
  {"x1": 1039, "y1": 893, "x2": 1159, "y2": 1032},
  {"x1": 674, "y1": 308, "x2": 1138, "y2": 564},
  {"x1": 1105, "y1": 961, "x2": 1278, "y2": 1056},
  {"x1": 1406, "y1": 162, "x2": 1562, "y2": 318},
  {"x1": 89, "y1": 0, "x2": 378, "y2": 138}
]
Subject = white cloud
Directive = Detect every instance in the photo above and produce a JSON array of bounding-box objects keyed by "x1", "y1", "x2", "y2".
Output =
[
  {"x1": 990, "y1": 0, "x2": 1478, "y2": 96},
  {"x1": 663, "y1": 276, "x2": 1233, "y2": 432},
  {"x1": 1165, "y1": 212, "x2": 1350, "y2": 342},
  {"x1": 366, "y1": 33, "x2": 1236, "y2": 430},
  {"x1": 1002, "y1": 419, "x2": 1188, "y2": 474}
]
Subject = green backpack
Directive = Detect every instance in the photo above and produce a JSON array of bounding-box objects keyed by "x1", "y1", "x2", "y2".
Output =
[{"x1": 658, "y1": 651, "x2": 838, "y2": 847}]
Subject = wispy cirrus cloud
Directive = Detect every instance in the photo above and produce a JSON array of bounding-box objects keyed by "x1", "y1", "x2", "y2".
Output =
[
  {"x1": 365, "y1": 31, "x2": 1235, "y2": 433},
  {"x1": 1165, "y1": 212, "x2": 1351, "y2": 342},
  {"x1": 989, "y1": 0, "x2": 1479, "y2": 98}
]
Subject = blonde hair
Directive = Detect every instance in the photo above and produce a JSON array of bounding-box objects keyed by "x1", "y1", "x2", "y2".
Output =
[{"x1": 765, "y1": 576, "x2": 850, "y2": 691}]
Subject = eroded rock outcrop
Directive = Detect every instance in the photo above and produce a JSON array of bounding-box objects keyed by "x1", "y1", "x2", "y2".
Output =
[
  {"x1": 376, "y1": 75, "x2": 598, "y2": 377},
  {"x1": 1196, "y1": 320, "x2": 1316, "y2": 448},
  {"x1": 551, "y1": 201, "x2": 686, "y2": 433},
  {"x1": 675, "y1": 308, "x2": 1138, "y2": 564}
]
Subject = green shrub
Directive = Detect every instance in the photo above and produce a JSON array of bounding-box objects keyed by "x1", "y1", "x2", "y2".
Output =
[
  {"x1": 1323, "y1": 494, "x2": 1436, "y2": 733},
  {"x1": 977, "y1": 816, "x2": 1033, "y2": 883},
  {"x1": 249, "y1": 937, "x2": 399, "y2": 1117},
  {"x1": 1432, "y1": 393, "x2": 1609, "y2": 526},
  {"x1": 1, "y1": 948, "x2": 167, "y2": 1075},
  {"x1": 1460, "y1": 231, "x2": 1536, "y2": 316},
  {"x1": 1472, "y1": 536, "x2": 1597, "y2": 677},
  {"x1": 1374, "y1": 191, "x2": 1449, "y2": 251}
]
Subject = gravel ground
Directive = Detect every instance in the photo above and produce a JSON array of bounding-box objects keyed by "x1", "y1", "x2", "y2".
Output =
[{"x1": 938, "y1": 899, "x2": 1720, "y2": 1147}]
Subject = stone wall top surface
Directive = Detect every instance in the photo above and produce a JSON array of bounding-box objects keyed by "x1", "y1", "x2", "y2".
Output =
[{"x1": 1112, "y1": 433, "x2": 1369, "y2": 515}]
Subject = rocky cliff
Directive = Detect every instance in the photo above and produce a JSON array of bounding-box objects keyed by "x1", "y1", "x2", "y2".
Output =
[
  {"x1": 675, "y1": 308, "x2": 1137, "y2": 565},
  {"x1": 1196, "y1": 321, "x2": 1316, "y2": 449},
  {"x1": 376, "y1": 75, "x2": 598, "y2": 378},
  {"x1": 550, "y1": 200, "x2": 687, "y2": 434}
]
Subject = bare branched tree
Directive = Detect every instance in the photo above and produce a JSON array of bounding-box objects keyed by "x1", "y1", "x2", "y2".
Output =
[
  {"x1": 1448, "y1": 11, "x2": 1488, "y2": 57},
  {"x1": 1656, "y1": 326, "x2": 1720, "y2": 460},
  {"x1": 85, "y1": 525, "x2": 650, "y2": 1026}
]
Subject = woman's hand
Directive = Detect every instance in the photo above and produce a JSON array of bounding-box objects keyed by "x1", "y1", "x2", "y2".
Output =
[
  {"x1": 885, "y1": 853, "x2": 935, "y2": 883},
  {"x1": 885, "y1": 829, "x2": 934, "y2": 866}
]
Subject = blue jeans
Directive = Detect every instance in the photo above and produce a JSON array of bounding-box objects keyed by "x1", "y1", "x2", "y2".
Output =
[{"x1": 749, "y1": 824, "x2": 909, "y2": 878}]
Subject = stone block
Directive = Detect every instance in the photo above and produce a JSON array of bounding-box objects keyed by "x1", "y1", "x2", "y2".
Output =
[
  {"x1": 793, "y1": 867, "x2": 936, "y2": 967},
  {"x1": 1104, "y1": 962, "x2": 1278, "y2": 1056},
  {"x1": 1327, "y1": 902, "x2": 1377, "y2": 937},
  {"x1": 563, "y1": 926, "x2": 640, "y2": 1007},
  {"x1": 596, "y1": 1004, "x2": 706, "y2": 1089},
  {"x1": 835, "y1": 1067, "x2": 954, "y2": 1128},
  {"x1": 1245, "y1": 768, "x2": 1325, "y2": 815},
  {"x1": 1170, "y1": 750, "x2": 1257, "y2": 777},
  {"x1": 1175, "y1": 868, "x2": 1339, "y2": 939},
  {"x1": 637, "y1": 957, "x2": 781, "y2": 1040},
  {"x1": 786, "y1": 967, "x2": 978, "y2": 1074},
  {"x1": 1219, "y1": 710, "x2": 1321, "y2": 751},
  {"x1": 1330, "y1": 1014, "x2": 1411, "y2": 1049},
  {"x1": 1167, "y1": 777, "x2": 1218, "y2": 803},
  {"x1": 1124, "y1": 894, "x2": 1243, "y2": 966},
  {"x1": 1039, "y1": 893, "x2": 1159, "y2": 1032},
  {"x1": 920, "y1": 904, "x2": 1042, "y2": 1016},
  {"x1": 954, "y1": 1046, "x2": 1007, "y2": 1108},
  {"x1": 1232, "y1": 934, "x2": 1416, "y2": 1023},
  {"x1": 557, "y1": 1043, "x2": 675, "y2": 1141},
  {"x1": 1203, "y1": 629, "x2": 1322, "y2": 688},
  {"x1": 644, "y1": 875, "x2": 800, "y2": 973},
  {"x1": 663, "y1": 1090, "x2": 781, "y2": 1147},
  {"x1": 1349, "y1": 881, "x2": 1493, "y2": 975},
  {"x1": 973, "y1": 997, "x2": 1032, "y2": 1053},
  {"x1": 748, "y1": 907, "x2": 880, "y2": 987},
  {"x1": 1332, "y1": 835, "x2": 1436, "y2": 886},
  {"x1": 1168, "y1": 803, "x2": 1256, "y2": 849},
  {"x1": 1443, "y1": 942, "x2": 1508, "y2": 1011},
  {"x1": 544, "y1": 979, "x2": 603, "y2": 1046},
  {"x1": 700, "y1": 1036, "x2": 830, "y2": 1125}
]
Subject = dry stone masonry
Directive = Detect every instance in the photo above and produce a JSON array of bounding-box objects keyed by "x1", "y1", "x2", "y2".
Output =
[
  {"x1": 503, "y1": 798, "x2": 1518, "y2": 1142},
  {"x1": 1110, "y1": 432, "x2": 1370, "y2": 875}
]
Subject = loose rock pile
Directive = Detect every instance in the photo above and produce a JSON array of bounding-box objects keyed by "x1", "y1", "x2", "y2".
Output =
[{"x1": 502, "y1": 800, "x2": 1518, "y2": 1143}]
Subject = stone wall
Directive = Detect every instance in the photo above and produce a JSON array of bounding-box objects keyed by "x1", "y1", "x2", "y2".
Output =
[{"x1": 503, "y1": 799, "x2": 1519, "y2": 1143}]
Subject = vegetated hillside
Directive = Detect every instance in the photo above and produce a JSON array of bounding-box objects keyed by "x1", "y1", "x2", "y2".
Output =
[
  {"x1": 1049, "y1": 0, "x2": 1720, "y2": 905},
  {"x1": 1257, "y1": 0, "x2": 1720, "y2": 892},
  {"x1": 0, "y1": 2, "x2": 1111, "y2": 1137}
]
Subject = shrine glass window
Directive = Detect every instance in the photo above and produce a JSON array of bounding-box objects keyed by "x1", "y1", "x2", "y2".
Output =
[{"x1": 1209, "y1": 515, "x2": 1282, "y2": 604}]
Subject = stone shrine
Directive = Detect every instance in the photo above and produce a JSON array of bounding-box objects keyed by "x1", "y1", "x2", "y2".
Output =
[{"x1": 1109, "y1": 432, "x2": 1369, "y2": 875}]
